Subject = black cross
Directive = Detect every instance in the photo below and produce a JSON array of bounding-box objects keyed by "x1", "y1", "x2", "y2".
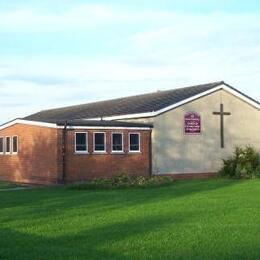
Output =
[{"x1": 213, "y1": 103, "x2": 231, "y2": 148}]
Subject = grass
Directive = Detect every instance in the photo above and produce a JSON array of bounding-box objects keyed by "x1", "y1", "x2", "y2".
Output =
[
  {"x1": 0, "y1": 181, "x2": 19, "y2": 189},
  {"x1": 0, "y1": 179, "x2": 259, "y2": 259}
]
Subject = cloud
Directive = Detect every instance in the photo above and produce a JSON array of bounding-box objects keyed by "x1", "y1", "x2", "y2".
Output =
[
  {"x1": 1, "y1": 4, "x2": 260, "y2": 34},
  {"x1": 0, "y1": 4, "x2": 119, "y2": 33},
  {"x1": 0, "y1": 4, "x2": 260, "y2": 123}
]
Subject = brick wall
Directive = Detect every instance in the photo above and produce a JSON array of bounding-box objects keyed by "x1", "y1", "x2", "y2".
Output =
[
  {"x1": 0, "y1": 124, "x2": 152, "y2": 184},
  {"x1": 64, "y1": 129, "x2": 152, "y2": 182},
  {"x1": 0, "y1": 123, "x2": 60, "y2": 184}
]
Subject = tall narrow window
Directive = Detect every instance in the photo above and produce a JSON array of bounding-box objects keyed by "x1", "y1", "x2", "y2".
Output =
[
  {"x1": 12, "y1": 136, "x2": 18, "y2": 154},
  {"x1": 112, "y1": 133, "x2": 123, "y2": 152},
  {"x1": 75, "y1": 132, "x2": 88, "y2": 153},
  {"x1": 0, "y1": 137, "x2": 4, "y2": 154},
  {"x1": 129, "y1": 133, "x2": 140, "y2": 152},
  {"x1": 5, "y1": 137, "x2": 11, "y2": 154},
  {"x1": 94, "y1": 132, "x2": 106, "y2": 152}
]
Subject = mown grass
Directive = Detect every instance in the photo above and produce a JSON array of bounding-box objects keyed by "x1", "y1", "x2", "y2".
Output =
[
  {"x1": 0, "y1": 181, "x2": 19, "y2": 189},
  {"x1": 0, "y1": 179, "x2": 259, "y2": 259}
]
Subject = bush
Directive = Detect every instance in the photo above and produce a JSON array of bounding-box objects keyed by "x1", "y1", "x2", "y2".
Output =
[
  {"x1": 69, "y1": 172, "x2": 173, "y2": 190},
  {"x1": 219, "y1": 146, "x2": 260, "y2": 179}
]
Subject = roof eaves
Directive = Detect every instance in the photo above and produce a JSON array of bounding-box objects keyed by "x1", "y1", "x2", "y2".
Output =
[{"x1": 222, "y1": 82, "x2": 260, "y2": 106}]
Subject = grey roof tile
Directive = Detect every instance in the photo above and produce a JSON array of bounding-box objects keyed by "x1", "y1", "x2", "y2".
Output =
[{"x1": 24, "y1": 81, "x2": 236, "y2": 122}]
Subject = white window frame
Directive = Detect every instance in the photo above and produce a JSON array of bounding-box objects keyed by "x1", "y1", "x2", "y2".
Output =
[
  {"x1": 0, "y1": 137, "x2": 4, "y2": 155},
  {"x1": 5, "y1": 136, "x2": 11, "y2": 155},
  {"x1": 129, "y1": 132, "x2": 141, "y2": 153},
  {"x1": 12, "y1": 136, "x2": 18, "y2": 155},
  {"x1": 111, "y1": 132, "x2": 124, "y2": 153},
  {"x1": 75, "y1": 132, "x2": 88, "y2": 154},
  {"x1": 93, "y1": 132, "x2": 106, "y2": 153}
]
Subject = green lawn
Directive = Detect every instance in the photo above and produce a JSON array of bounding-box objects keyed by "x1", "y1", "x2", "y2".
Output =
[
  {"x1": 0, "y1": 181, "x2": 19, "y2": 189},
  {"x1": 0, "y1": 179, "x2": 259, "y2": 259}
]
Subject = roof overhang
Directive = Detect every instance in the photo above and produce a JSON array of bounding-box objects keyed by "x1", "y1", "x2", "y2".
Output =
[
  {"x1": 86, "y1": 83, "x2": 260, "y2": 121},
  {"x1": 0, "y1": 119, "x2": 152, "y2": 131},
  {"x1": 0, "y1": 119, "x2": 57, "y2": 130}
]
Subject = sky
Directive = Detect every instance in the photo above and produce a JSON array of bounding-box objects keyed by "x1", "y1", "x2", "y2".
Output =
[{"x1": 1, "y1": 0, "x2": 260, "y2": 124}]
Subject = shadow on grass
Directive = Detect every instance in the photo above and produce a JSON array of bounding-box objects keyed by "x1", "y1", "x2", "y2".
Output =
[
  {"x1": 0, "y1": 179, "x2": 237, "y2": 210},
  {"x1": 0, "y1": 179, "x2": 259, "y2": 259},
  {"x1": 0, "y1": 179, "x2": 239, "y2": 226},
  {"x1": 0, "y1": 212, "x2": 180, "y2": 259},
  {"x1": 1, "y1": 179, "x2": 238, "y2": 210},
  {"x1": 1, "y1": 204, "x2": 259, "y2": 260}
]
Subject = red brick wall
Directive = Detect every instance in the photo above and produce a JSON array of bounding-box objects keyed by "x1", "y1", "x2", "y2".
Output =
[
  {"x1": 0, "y1": 124, "x2": 60, "y2": 184},
  {"x1": 0, "y1": 124, "x2": 152, "y2": 184},
  {"x1": 64, "y1": 129, "x2": 152, "y2": 182}
]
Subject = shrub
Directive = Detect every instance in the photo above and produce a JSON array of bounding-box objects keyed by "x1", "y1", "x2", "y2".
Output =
[
  {"x1": 69, "y1": 173, "x2": 174, "y2": 190},
  {"x1": 219, "y1": 146, "x2": 260, "y2": 179}
]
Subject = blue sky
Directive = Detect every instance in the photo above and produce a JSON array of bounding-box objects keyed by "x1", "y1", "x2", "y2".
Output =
[{"x1": 0, "y1": 1, "x2": 260, "y2": 123}]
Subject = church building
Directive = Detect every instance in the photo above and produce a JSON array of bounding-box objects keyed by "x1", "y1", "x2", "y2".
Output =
[{"x1": 0, "y1": 81, "x2": 259, "y2": 184}]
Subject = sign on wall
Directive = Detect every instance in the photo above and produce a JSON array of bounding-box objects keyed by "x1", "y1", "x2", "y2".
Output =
[{"x1": 184, "y1": 112, "x2": 201, "y2": 134}]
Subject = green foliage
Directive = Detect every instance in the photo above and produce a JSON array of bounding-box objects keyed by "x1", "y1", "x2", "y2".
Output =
[
  {"x1": 219, "y1": 146, "x2": 260, "y2": 179},
  {"x1": 69, "y1": 172, "x2": 173, "y2": 190}
]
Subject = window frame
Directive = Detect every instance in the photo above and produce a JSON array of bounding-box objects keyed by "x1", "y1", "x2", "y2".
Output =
[
  {"x1": 5, "y1": 136, "x2": 11, "y2": 155},
  {"x1": 0, "y1": 137, "x2": 4, "y2": 155},
  {"x1": 93, "y1": 132, "x2": 106, "y2": 153},
  {"x1": 74, "y1": 132, "x2": 88, "y2": 154},
  {"x1": 111, "y1": 132, "x2": 124, "y2": 153},
  {"x1": 129, "y1": 132, "x2": 141, "y2": 153},
  {"x1": 12, "y1": 136, "x2": 18, "y2": 155}
]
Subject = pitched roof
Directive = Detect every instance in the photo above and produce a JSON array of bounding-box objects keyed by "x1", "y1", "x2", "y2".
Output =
[
  {"x1": 24, "y1": 81, "x2": 259, "y2": 122},
  {"x1": 24, "y1": 81, "x2": 224, "y2": 122}
]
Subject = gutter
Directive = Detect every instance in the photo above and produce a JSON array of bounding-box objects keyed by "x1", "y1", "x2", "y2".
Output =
[
  {"x1": 61, "y1": 121, "x2": 68, "y2": 184},
  {"x1": 149, "y1": 130, "x2": 153, "y2": 177}
]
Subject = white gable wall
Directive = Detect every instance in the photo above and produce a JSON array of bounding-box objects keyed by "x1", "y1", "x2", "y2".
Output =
[{"x1": 123, "y1": 89, "x2": 260, "y2": 174}]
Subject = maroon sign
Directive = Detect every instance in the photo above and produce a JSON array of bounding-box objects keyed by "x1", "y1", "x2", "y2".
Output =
[{"x1": 184, "y1": 112, "x2": 201, "y2": 134}]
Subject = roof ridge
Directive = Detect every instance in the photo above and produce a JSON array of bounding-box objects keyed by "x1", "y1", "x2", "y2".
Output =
[
  {"x1": 35, "y1": 81, "x2": 224, "y2": 114},
  {"x1": 26, "y1": 80, "x2": 258, "y2": 123}
]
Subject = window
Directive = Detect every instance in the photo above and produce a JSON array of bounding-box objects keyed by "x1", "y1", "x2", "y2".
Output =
[
  {"x1": 5, "y1": 137, "x2": 11, "y2": 154},
  {"x1": 112, "y1": 133, "x2": 123, "y2": 152},
  {"x1": 75, "y1": 132, "x2": 88, "y2": 153},
  {"x1": 94, "y1": 132, "x2": 106, "y2": 152},
  {"x1": 129, "y1": 133, "x2": 140, "y2": 152},
  {"x1": 12, "y1": 136, "x2": 18, "y2": 154},
  {"x1": 0, "y1": 137, "x2": 3, "y2": 154}
]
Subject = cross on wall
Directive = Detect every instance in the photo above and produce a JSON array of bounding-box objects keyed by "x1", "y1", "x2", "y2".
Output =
[{"x1": 213, "y1": 103, "x2": 231, "y2": 148}]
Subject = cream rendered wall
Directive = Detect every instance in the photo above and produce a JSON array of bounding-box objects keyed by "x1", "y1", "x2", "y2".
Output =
[{"x1": 124, "y1": 90, "x2": 260, "y2": 174}]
